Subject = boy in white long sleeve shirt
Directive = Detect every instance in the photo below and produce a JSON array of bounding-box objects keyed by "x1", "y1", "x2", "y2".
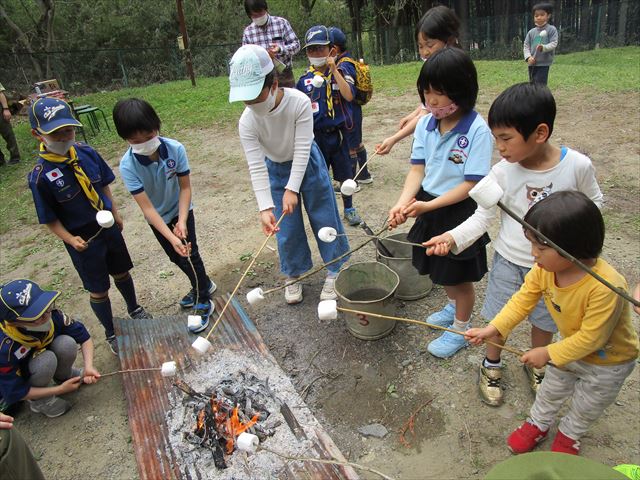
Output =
[{"x1": 425, "y1": 83, "x2": 602, "y2": 406}]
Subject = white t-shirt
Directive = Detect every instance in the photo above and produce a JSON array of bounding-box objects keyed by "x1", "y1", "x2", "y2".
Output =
[
  {"x1": 449, "y1": 147, "x2": 603, "y2": 268},
  {"x1": 238, "y1": 88, "x2": 314, "y2": 212}
]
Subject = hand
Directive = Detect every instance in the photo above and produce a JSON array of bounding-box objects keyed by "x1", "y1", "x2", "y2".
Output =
[
  {"x1": 58, "y1": 376, "x2": 83, "y2": 394},
  {"x1": 327, "y1": 54, "x2": 337, "y2": 72},
  {"x1": 2, "y1": 109, "x2": 11, "y2": 122},
  {"x1": 464, "y1": 325, "x2": 499, "y2": 346},
  {"x1": 269, "y1": 44, "x2": 281, "y2": 55},
  {"x1": 537, "y1": 44, "x2": 544, "y2": 52},
  {"x1": 282, "y1": 189, "x2": 299, "y2": 215},
  {"x1": 375, "y1": 137, "x2": 395, "y2": 155},
  {"x1": 0, "y1": 413, "x2": 14, "y2": 429},
  {"x1": 521, "y1": 347, "x2": 551, "y2": 369},
  {"x1": 402, "y1": 198, "x2": 431, "y2": 218},
  {"x1": 113, "y1": 211, "x2": 124, "y2": 231},
  {"x1": 398, "y1": 112, "x2": 413, "y2": 130},
  {"x1": 173, "y1": 221, "x2": 188, "y2": 240},
  {"x1": 424, "y1": 232, "x2": 455, "y2": 256},
  {"x1": 70, "y1": 236, "x2": 88, "y2": 252},
  {"x1": 387, "y1": 204, "x2": 407, "y2": 229},
  {"x1": 83, "y1": 366, "x2": 101, "y2": 384},
  {"x1": 171, "y1": 235, "x2": 190, "y2": 257},
  {"x1": 260, "y1": 209, "x2": 279, "y2": 236},
  {"x1": 527, "y1": 56, "x2": 536, "y2": 65}
]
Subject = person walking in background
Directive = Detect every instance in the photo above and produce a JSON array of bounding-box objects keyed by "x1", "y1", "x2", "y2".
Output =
[
  {"x1": 0, "y1": 82, "x2": 21, "y2": 166},
  {"x1": 524, "y1": 2, "x2": 559, "y2": 85},
  {"x1": 242, "y1": 0, "x2": 300, "y2": 88}
]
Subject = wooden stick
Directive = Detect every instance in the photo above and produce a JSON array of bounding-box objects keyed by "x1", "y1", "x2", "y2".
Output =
[
  {"x1": 100, "y1": 367, "x2": 162, "y2": 378},
  {"x1": 352, "y1": 149, "x2": 378, "y2": 182},
  {"x1": 204, "y1": 212, "x2": 287, "y2": 340},
  {"x1": 332, "y1": 231, "x2": 424, "y2": 248},
  {"x1": 336, "y1": 306, "x2": 526, "y2": 357}
]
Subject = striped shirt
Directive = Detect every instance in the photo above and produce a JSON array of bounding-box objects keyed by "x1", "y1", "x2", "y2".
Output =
[{"x1": 242, "y1": 15, "x2": 300, "y2": 68}]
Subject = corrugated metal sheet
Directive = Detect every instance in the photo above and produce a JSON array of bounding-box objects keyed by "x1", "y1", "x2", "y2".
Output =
[{"x1": 114, "y1": 295, "x2": 358, "y2": 480}]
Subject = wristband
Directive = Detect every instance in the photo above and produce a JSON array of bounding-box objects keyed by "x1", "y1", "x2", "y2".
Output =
[{"x1": 2, "y1": 108, "x2": 8, "y2": 111}]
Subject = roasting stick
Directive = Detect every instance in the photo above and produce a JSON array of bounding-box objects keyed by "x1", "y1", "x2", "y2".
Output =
[
  {"x1": 100, "y1": 367, "x2": 162, "y2": 378},
  {"x1": 353, "y1": 149, "x2": 378, "y2": 182}
]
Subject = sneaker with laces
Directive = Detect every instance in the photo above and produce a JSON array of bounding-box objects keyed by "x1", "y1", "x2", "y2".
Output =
[
  {"x1": 284, "y1": 282, "x2": 303, "y2": 304},
  {"x1": 427, "y1": 328, "x2": 468, "y2": 358},
  {"x1": 426, "y1": 303, "x2": 456, "y2": 328},
  {"x1": 188, "y1": 300, "x2": 214, "y2": 333},
  {"x1": 29, "y1": 396, "x2": 72, "y2": 418},
  {"x1": 320, "y1": 276, "x2": 337, "y2": 301},
  {"x1": 551, "y1": 430, "x2": 580, "y2": 455},
  {"x1": 358, "y1": 175, "x2": 373, "y2": 185},
  {"x1": 106, "y1": 335, "x2": 119, "y2": 356},
  {"x1": 507, "y1": 421, "x2": 548, "y2": 454},
  {"x1": 479, "y1": 365, "x2": 504, "y2": 406},
  {"x1": 129, "y1": 305, "x2": 153, "y2": 320},
  {"x1": 179, "y1": 280, "x2": 218, "y2": 309},
  {"x1": 344, "y1": 208, "x2": 362, "y2": 226},
  {"x1": 524, "y1": 364, "x2": 546, "y2": 394}
]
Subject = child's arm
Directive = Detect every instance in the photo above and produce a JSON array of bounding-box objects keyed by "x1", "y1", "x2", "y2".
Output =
[
  {"x1": 173, "y1": 174, "x2": 192, "y2": 240},
  {"x1": 23, "y1": 379, "x2": 82, "y2": 401},
  {"x1": 399, "y1": 106, "x2": 423, "y2": 130},
  {"x1": 131, "y1": 191, "x2": 189, "y2": 256},
  {"x1": 403, "y1": 180, "x2": 477, "y2": 218},
  {"x1": 46, "y1": 220, "x2": 87, "y2": 251},
  {"x1": 388, "y1": 164, "x2": 425, "y2": 228},
  {"x1": 80, "y1": 338, "x2": 100, "y2": 384},
  {"x1": 542, "y1": 26, "x2": 558, "y2": 53},
  {"x1": 376, "y1": 112, "x2": 425, "y2": 155},
  {"x1": 101, "y1": 184, "x2": 123, "y2": 230},
  {"x1": 328, "y1": 54, "x2": 354, "y2": 102},
  {"x1": 523, "y1": 30, "x2": 533, "y2": 61},
  {"x1": 283, "y1": 96, "x2": 314, "y2": 215}
]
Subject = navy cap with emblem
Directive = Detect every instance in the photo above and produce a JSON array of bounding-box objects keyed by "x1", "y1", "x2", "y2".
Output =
[
  {"x1": 328, "y1": 27, "x2": 347, "y2": 49},
  {"x1": 304, "y1": 25, "x2": 331, "y2": 49},
  {"x1": 0, "y1": 279, "x2": 60, "y2": 322},
  {"x1": 29, "y1": 97, "x2": 82, "y2": 135}
]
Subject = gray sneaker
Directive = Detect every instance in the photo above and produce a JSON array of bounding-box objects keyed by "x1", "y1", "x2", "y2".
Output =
[
  {"x1": 106, "y1": 335, "x2": 119, "y2": 356},
  {"x1": 29, "y1": 396, "x2": 72, "y2": 418},
  {"x1": 344, "y1": 208, "x2": 362, "y2": 226}
]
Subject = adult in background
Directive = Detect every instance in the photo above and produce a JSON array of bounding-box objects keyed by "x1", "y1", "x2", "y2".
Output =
[
  {"x1": 0, "y1": 82, "x2": 21, "y2": 166},
  {"x1": 242, "y1": 0, "x2": 300, "y2": 88}
]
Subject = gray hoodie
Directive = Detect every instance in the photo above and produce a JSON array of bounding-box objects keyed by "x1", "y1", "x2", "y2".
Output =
[{"x1": 523, "y1": 24, "x2": 558, "y2": 67}]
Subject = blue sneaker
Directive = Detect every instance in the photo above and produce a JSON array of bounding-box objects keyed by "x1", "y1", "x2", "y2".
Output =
[
  {"x1": 427, "y1": 328, "x2": 468, "y2": 358},
  {"x1": 426, "y1": 303, "x2": 456, "y2": 329},
  {"x1": 188, "y1": 300, "x2": 215, "y2": 333},
  {"x1": 180, "y1": 280, "x2": 217, "y2": 309}
]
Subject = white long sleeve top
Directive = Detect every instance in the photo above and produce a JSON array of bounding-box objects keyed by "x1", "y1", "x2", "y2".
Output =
[
  {"x1": 238, "y1": 88, "x2": 314, "y2": 211},
  {"x1": 449, "y1": 147, "x2": 603, "y2": 268}
]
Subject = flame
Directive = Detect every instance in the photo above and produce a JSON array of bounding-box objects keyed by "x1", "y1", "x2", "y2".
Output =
[
  {"x1": 196, "y1": 409, "x2": 206, "y2": 433},
  {"x1": 224, "y1": 405, "x2": 259, "y2": 454}
]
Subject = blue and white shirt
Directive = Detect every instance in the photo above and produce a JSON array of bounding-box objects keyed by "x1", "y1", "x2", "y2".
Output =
[
  {"x1": 119, "y1": 137, "x2": 191, "y2": 223},
  {"x1": 410, "y1": 110, "x2": 492, "y2": 197}
]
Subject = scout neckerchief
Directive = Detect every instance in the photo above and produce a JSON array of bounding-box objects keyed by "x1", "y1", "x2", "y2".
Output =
[
  {"x1": 307, "y1": 66, "x2": 334, "y2": 118},
  {"x1": 39, "y1": 143, "x2": 104, "y2": 211},
  {"x1": 0, "y1": 321, "x2": 54, "y2": 353}
]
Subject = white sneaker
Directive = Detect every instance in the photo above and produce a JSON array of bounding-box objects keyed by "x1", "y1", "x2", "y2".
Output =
[
  {"x1": 284, "y1": 282, "x2": 303, "y2": 304},
  {"x1": 320, "y1": 276, "x2": 337, "y2": 301}
]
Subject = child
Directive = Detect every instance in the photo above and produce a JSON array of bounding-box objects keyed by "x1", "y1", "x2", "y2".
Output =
[
  {"x1": 328, "y1": 27, "x2": 372, "y2": 185},
  {"x1": 296, "y1": 25, "x2": 362, "y2": 227},
  {"x1": 425, "y1": 82, "x2": 603, "y2": 406},
  {"x1": 524, "y1": 2, "x2": 558, "y2": 85},
  {"x1": 388, "y1": 47, "x2": 492, "y2": 358},
  {"x1": 376, "y1": 5, "x2": 460, "y2": 155},
  {"x1": 229, "y1": 44, "x2": 350, "y2": 304},
  {"x1": 27, "y1": 98, "x2": 151, "y2": 355},
  {"x1": 112, "y1": 98, "x2": 217, "y2": 333},
  {"x1": 0, "y1": 279, "x2": 101, "y2": 418},
  {"x1": 465, "y1": 191, "x2": 638, "y2": 455}
]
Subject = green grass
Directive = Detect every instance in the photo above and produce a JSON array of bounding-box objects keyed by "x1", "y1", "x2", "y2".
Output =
[{"x1": 1, "y1": 46, "x2": 638, "y2": 237}]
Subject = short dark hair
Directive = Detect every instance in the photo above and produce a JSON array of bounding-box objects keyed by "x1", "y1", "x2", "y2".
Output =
[
  {"x1": 261, "y1": 70, "x2": 276, "y2": 92},
  {"x1": 523, "y1": 191, "x2": 604, "y2": 259},
  {"x1": 417, "y1": 48, "x2": 477, "y2": 113},
  {"x1": 415, "y1": 5, "x2": 460, "y2": 44},
  {"x1": 245, "y1": 0, "x2": 268, "y2": 16},
  {"x1": 112, "y1": 98, "x2": 161, "y2": 140},
  {"x1": 488, "y1": 82, "x2": 556, "y2": 140},
  {"x1": 533, "y1": 2, "x2": 553, "y2": 15}
]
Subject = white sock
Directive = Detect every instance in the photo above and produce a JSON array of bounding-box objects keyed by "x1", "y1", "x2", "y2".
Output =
[
  {"x1": 453, "y1": 317, "x2": 469, "y2": 330},
  {"x1": 483, "y1": 357, "x2": 502, "y2": 368},
  {"x1": 448, "y1": 298, "x2": 456, "y2": 307}
]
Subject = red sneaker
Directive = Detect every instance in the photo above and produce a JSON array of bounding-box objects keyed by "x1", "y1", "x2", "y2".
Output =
[
  {"x1": 507, "y1": 421, "x2": 548, "y2": 454},
  {"x1": 551, "y1": 430, "x2": 580, "y2": 455}
]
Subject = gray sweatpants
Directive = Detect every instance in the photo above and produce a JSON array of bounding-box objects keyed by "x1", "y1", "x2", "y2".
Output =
[
  {"x1": 28, "y1": 335, "x2": 78, "y2": 387},
  {"x1": 529, "y1": 359, "x2": 636, "y2": 440}
]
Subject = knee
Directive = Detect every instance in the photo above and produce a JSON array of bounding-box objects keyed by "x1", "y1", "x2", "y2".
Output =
[
  {"x1": 90, "y1": 292, "x2": 109, "y2": 300},
  {"x1": 29, "y1": 351, "x2": 57, "y2": 386},
  {"x1": 50, "y1": 335, "x2": 78, "y2": 359}
]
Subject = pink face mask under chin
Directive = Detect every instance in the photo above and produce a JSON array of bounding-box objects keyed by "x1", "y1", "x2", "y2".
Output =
[{"x1": 424, "y1": 102, "x2": 459, "y2": 120}]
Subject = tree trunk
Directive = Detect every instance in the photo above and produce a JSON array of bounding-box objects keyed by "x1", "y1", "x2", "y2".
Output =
[
  {"x1": 617, "y1": 0, "x2": 628, "y2": 44},
  {"x1": 0, "y1": 4, "x2": 44, "y2": 79}
]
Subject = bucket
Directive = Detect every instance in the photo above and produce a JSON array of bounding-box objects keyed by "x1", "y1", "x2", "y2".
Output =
[
  {"x1": 376, "y1": 233, "x2": 433, "y2": 301},
  {"x1": 335, "y1": 262, "x2": 400, "y2": 340}
]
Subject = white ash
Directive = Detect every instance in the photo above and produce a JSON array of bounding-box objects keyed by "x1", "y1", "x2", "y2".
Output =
[{"x1": 165, "y1": 348, "x2": 326, "y2": 479}]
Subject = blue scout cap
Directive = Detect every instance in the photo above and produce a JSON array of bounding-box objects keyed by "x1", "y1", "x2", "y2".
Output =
[
  {"x1": 29, "y1": 97, "x2": 82, "y2": 134},
  {"x1": 0, "y1": 279, "x2": 60, "y2": 322},
  {"x1": 304, "y1": 25, "x2": 331, "y2": 48},
  {"x1": 328, "y1": 27, "x2": 347, "y2": 49},
  {"x1": 229, "y1": 44, "x2": 275, "y2": 103}
]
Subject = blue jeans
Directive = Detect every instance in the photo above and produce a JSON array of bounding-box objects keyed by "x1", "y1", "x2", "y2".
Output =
[{"x1": 267, "y1": 142, "x2": 350, "y2": 277}]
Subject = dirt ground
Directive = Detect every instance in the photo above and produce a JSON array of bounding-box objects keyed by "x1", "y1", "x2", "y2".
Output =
[{"x1": 2, "y1": 85, "x2": 639, "y2": 479}]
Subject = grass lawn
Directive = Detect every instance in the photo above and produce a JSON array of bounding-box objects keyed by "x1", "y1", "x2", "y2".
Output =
[{"x1": 1, "y1": 46, "x2": 638, "y2": 235}]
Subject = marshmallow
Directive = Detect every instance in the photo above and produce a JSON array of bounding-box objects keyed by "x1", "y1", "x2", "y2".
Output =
[
  {"x1": 311, "y1": 75, "x2": 324, "y2": 88},
  {"x1": 237, "y1": 432, "x2": 259, "y2": 453},
  {"x1": 161, "y1": 361, "x2": 177, "y2": 377},
  {"x1": 246, "y1": 288, "x2": 265, "y2": 306},
  {"x1": 340, "y1": 179, "x2": 358, "y2": 196},
  {"x1": 318, "y1": 226, "x2": 338, "y2": 243},
  {"x1": 96, "y1": 210, "x2": 115, "y2": 228},
  {"x1": 192, "y1": 336, "x2": 212, "y2": 354},
  {"x1": 187, "y1": 315, "x2": 202, "y2": 329},
  {"x1": 317, "y1": 300, "x2": 338, "y2": 321},
  {"x1": 469, "y1": 176, "x2": 504, "y2": 209},
  {"x1": 540, "y1": 30, "x2": 548, "y2": 38}
]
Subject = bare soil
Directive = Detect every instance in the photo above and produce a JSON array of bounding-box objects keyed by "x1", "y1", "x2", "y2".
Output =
[{"x1": 3, "y1": 86, "x2": 639, "y2": 480}]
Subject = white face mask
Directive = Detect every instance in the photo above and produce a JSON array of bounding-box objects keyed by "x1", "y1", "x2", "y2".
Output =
[
  {"x1": 308, "y1": 56, "x2": 328, "y2": 68},
  {"x1": 130, "y1": 136, "x2": 161, "y2": 156},
  {"x1": 44, "y1": 137, "x2": 75, "y2": 156},
  {"x1": 253, "y1": 14, "x2": 268, "y2": 27},
  {"x1": 246, "y1": 87, "x2": 277, "y2": 116},
  {"x1": 24, "y1": 320, "x2": 53, "y2": 333}
]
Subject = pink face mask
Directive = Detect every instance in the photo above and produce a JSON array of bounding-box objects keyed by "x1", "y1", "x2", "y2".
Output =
[{"x1": 424, "y1": 102, "x2": 459, "y2": 120}]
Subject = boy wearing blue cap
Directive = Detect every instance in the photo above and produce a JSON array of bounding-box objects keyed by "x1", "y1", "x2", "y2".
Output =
[
  {"x1": 229, "y1": 44, "x2": 350, "y2": 304},
  {"x1": 0, "y1": 279, "x2": 100, "y2": 418},
  {"x1": 27, "y1": 97, "x2": 151, "y2": 355},
  {"x1": 296, "y1": 25, "x2": 362, "y2": 227}
]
